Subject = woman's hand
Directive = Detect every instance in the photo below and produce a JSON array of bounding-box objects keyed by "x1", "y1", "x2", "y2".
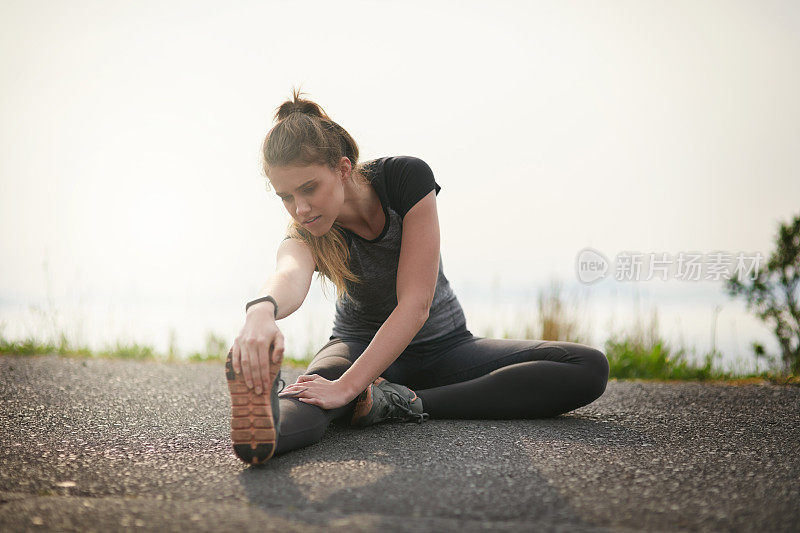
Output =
[
  {"x1": 278, "y1": 374, "x2": 355, "y2": 410},
  {"x1": 230, "y1": 303, "x2": 285, "y2": 395}
]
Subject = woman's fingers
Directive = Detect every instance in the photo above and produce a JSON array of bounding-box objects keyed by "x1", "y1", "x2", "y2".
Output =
[
  {"x1": 278, "y1": 386, "x2": 308, "y2": 398},
  {"x1": 279, "y1": 382, "x2": 308, "y2": 391},
  {"x1": 250, "y1": 349, "x2": 262, "y2": 394},
  {"x1": 278, "y1": 374, "x2": 323, "y2": 398},
  {"x1": 298, "y1": 397, "x2": 320, "y2": 406},
  {"x1": 255, "y1": 341, "x2": 269, "y2": 395},
  {"x1": 231, "y1": 345, "x2": 241, "y2": 375},
  {"x1": 242, "y1": 345, "x2": 255, "y2": 390},
  {"x1": 271, "y1": 336, "x2": 284, "y2": 365},
  {"x1": 280, "y1": 383, "x2": 309, "y2": 392}
]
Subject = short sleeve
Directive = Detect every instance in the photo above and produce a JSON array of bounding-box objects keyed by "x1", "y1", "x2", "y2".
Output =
[
  {"x1": 281, "y1": 235, "x2": 319, "y2": 272},
  {"x1": 382, "y1": 156, "x2": 441, "y2": 219}
]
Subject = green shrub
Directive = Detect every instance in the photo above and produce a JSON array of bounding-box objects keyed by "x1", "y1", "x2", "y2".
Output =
[
  {"x1": 605, "y1": 336, "x2": 719, "y2": 380},
  {"x1": 726, "y1": 213, "x2": 800, "y2": 376},
  {"x1": 97, "y1": 341, "x2": 157, "y2": 361},
  {"x1": 187, "y1": 332, "x2": 228, "y2": 362}
]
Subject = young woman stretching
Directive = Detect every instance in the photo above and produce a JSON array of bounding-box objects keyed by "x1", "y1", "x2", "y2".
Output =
[{"x1": 225, "y1": 89, "x2": 609, "y2": 465}]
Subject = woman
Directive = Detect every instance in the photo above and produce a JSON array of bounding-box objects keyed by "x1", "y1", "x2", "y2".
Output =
[{"x1": 225, "y1": 89, "x2": 609, "y2": 465}]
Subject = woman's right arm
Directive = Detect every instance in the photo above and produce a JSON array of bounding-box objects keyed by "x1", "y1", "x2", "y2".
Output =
[{"x1": 231, "y1": 238, "x2": 317, "y2": 395}]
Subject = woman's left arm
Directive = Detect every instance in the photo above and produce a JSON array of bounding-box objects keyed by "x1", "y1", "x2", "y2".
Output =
[{"x1": 278, "y1": 190, "x2": 441, "y2": 409}]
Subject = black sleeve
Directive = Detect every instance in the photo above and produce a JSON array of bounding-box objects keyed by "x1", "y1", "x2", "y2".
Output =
[
  {"x1": 382, "y1": 156, "x2": 441, "y2": 219},
  {"x1": 282, "y1": 235, "x2": 319, "y2": 272}
]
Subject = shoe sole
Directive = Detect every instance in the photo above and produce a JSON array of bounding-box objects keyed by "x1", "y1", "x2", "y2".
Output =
[{"x1": 225, "y1": 351, "x2": 279, "y2": 465}]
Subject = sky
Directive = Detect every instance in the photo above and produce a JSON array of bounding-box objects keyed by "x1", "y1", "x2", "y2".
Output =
[{"x1": 1, "y1": 0, "x2": 798, "y2": 367}]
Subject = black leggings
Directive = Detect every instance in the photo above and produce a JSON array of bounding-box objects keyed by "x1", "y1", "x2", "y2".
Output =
[{"x1": 275, "y1": 324, "x2": 609, "y2": 455}]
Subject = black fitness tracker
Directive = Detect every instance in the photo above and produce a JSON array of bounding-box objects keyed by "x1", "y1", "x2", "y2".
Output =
[{"x1": 245, "y1": 295, "x2": 278, "y2": 318}]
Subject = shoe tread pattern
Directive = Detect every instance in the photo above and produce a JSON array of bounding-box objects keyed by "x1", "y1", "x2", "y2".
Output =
[{"x1": 225, "y1": 351, "x2": 278, "y2": 465}]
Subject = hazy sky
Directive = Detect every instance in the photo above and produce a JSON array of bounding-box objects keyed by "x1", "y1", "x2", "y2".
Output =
[{"x1": 1, "y1": 1, "x2": 799, "y2": 359}]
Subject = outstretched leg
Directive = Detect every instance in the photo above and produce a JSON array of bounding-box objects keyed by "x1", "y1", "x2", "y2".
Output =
[
  {"x1": 412, "y1": 334, "x2": 609, "y2": 419},
  {"x1": 274, "y1": 337, "x2": 368, "y2": 455}
]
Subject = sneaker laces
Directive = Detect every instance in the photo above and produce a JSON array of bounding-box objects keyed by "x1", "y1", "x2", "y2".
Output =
[{"x1": 386, "y1": 390, "x2": 430, "y2": 424}]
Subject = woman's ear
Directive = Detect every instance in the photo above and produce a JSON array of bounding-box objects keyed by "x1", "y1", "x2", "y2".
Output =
[{"x1": 338, "y1": 156, "x2": 352, "y2": 182}]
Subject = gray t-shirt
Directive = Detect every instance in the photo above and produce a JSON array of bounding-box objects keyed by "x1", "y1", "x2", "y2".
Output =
[{"x1": 285, "y1": 156, "x2": 467, "y2": 346}]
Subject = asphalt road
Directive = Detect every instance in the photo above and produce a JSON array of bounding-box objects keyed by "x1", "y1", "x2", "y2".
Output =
[{"x1": 1, "y1": 355, "x2": 798, "y2": 532}]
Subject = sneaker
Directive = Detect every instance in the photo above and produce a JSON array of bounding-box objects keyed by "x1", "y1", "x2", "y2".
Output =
[
  {"x1": 351, "y1": 377, "x2": 429, "y2": 427},
  {"x1": 225, "y1": 350, "x2": 285, "y2": 465}
]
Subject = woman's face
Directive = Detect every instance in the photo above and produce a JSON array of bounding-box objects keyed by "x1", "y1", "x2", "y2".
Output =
[{"x1": 268, "y1": 160, "x2": 347, "y2": 236}]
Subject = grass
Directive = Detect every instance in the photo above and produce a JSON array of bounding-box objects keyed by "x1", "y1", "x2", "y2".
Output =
[
  {"x1": 605, "y1": 337, "x2": 719, "y2": 380},
  {"x1": 2, "y1": 280, "x2": 798, "y2": 382},
  {"x1": 603, "y1": 307, "x2": 726, "y2": 380},
  {"x1": 599, "y1": 305, "x2": 796, "y2": 384},
  {"x1": 0, "y1": 324, "x2": 311, "y2": 368},
  {"x1": 0, "y1": 334, "x2": 310, "y2": 368},
  {"x1": 478, "y1": 281, "x2": 797, "y2": 385}
]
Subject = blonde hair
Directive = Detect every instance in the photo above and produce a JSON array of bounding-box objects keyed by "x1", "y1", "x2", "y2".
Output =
[{"x1": 261, "y1": 87, "x2": 372, "y2": 301}]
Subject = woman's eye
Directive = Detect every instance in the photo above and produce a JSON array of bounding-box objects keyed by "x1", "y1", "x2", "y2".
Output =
[{"x1": 280, "y1": 186, "x2": 313, "y2": 201}]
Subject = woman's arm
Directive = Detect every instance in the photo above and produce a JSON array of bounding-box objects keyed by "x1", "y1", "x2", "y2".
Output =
[
  {"x1": 337, "y1": 303, "x2": 429, "y2": 398},
  {"x1": 339, "y1": 189, "x2": 441, "y2": 397},
  {"x1": 279, "y1": 190, "x2": 441, "y2": 408},
  {"x1": 248, "y1": 237, "x2": 317, "y2": 320},
  {"x1": 232, "y1": 237, "x2": 317, "y2": 395}
]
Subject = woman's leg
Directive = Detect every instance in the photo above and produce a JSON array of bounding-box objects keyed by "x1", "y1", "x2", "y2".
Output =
[
  {"x1": 411, "y1": 332, "x2": 609, "y2": 419},
  {"x1": 274, "y1": 337, "x2": 368, "y2": 455}
]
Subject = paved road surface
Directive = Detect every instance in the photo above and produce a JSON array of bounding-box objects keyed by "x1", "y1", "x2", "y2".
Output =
[{"x1": 1, "y1": 355, "x2": 798, "y2": 532}]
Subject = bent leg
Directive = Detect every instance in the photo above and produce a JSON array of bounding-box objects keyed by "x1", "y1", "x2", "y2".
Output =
[
  {"x1": 414, "y1": 336, "x2": 609, "y2": 419},
  {"x1": 274, "y1": 337, "x2": 368, "y2": 455}
]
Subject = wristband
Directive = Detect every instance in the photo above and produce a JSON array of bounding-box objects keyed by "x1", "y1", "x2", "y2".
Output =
[{"x1": 246, "y1": 295, "x2": 278, "y2": 318}]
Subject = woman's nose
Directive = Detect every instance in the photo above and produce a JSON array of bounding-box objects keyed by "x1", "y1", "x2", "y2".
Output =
[{"x1": 295, "y1": 201, "x2": 310, "y2": 216}]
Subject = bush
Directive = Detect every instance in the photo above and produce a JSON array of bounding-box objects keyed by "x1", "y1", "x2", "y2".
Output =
[
  {"x1": 605, "y1": 336, "x2": 717, "y2": 380},
  {"x1": 726, "y1": 213, "x2": 800, "y2": 376},
  {"x1": 604, "y1": 310, "x2": 723, "y2": 380},
  {"x1": 187, "y1": 332, "x2": 228, "y2": 362},
  {"x1": 97, "y1": 341, "x2": 157, "y2": 361}
]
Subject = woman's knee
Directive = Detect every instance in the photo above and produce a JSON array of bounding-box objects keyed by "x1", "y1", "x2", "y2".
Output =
[
  {"x1": 274, "y1": 399, "x2": 329, "y2": 455},
  {"x1": 554, "y1": 342, "x2": 609, "y2": 400},
  {"x1": 304, "y1": 355, "x2": 352, "y2": 381},
  {"x1": 554, "y1": 341, "x2": 609, "y2": 376},
  {"x1": 580, "y1": 346, "x2": 610, "y2": 400}
]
